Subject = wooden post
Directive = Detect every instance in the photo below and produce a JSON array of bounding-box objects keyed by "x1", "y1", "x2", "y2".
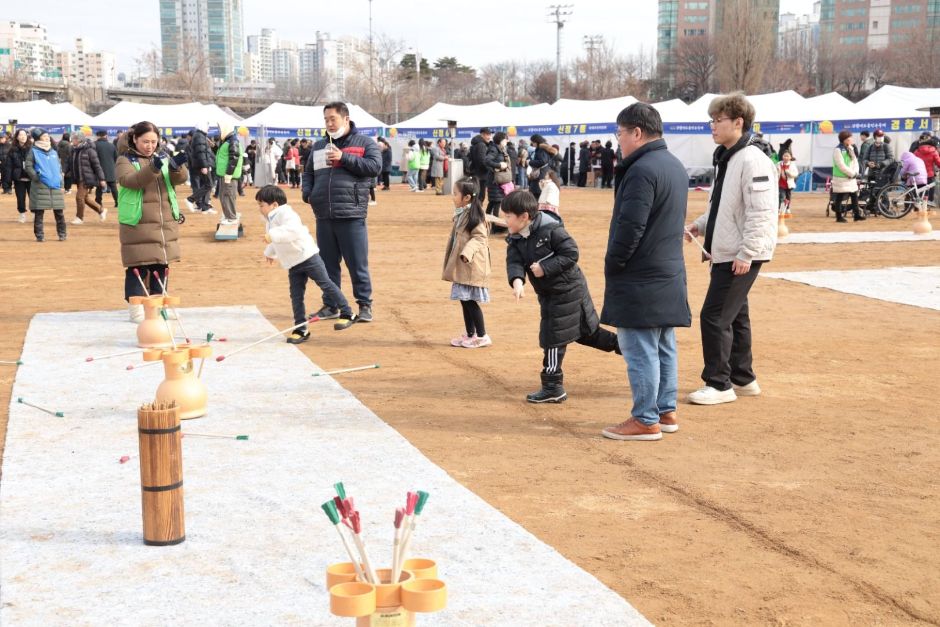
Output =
[{"x1": 137, "y1": 401, "x2": 185, "y2": 545}]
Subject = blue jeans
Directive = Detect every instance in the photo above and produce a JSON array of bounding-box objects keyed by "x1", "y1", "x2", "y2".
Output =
[
  {"x1": 407, "y1": 169, "x2": 418, "y2": 190},
  {"x1": 617, "y1": 327, "x2": 678, "y2": 426}
]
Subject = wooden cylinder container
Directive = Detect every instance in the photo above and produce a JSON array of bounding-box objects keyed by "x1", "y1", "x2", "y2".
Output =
[{"x1": 137, "y1": 401, "x2": 185, "y2": 546}]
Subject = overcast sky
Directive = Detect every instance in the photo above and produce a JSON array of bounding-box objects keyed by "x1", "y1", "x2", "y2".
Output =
[{"x1": 9, "y1": 0, "x2": 818, "y2": 75}]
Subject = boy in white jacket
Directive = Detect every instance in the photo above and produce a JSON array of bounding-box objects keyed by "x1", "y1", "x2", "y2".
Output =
[{"x1": 257, "y1": 185, "x2": 353, "y2": 342}]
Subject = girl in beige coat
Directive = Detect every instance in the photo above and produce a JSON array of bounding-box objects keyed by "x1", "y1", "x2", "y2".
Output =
[{"x1": 443, "y1": 177, "x2": 492, "y2": 348}]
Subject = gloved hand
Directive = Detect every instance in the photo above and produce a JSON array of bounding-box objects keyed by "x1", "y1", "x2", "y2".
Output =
[
  {"x1": 151, "y1": 153, "x2": 165, "y2": 171},
  {"x1": 168, "y1": 149, "x2": 188, "y2": 171},
  {"x1": 223, "y1": 175, "x2": 232, "y2": 184}
]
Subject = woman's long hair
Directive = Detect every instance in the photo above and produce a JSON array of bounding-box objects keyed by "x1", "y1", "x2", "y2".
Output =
[{"x1": 454, "y1": 177, "x2": 485, "y2": 233}]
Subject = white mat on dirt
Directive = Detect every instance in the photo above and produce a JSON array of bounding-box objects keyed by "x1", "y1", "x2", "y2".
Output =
[
  {"x1": 763, "y1": 266, "x2": 940, "y2": 311},
  {"x1": 778, "y1": 230, "x2": 940, "y2": 244},
  {"x1": 1, "y1": 306, "x2": 649, "y2": 627}
]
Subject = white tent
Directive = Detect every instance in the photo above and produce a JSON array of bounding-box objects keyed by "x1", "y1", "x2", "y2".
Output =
[
  {"x1": 1, "y1": 100, "x2": 93, "y2": 134},
  {"x1": 91, "y1": 102, "x2": 242, "y2": 135},
  {"x1": 241, "y1": 102, "x2": 386, "y2": 138}
]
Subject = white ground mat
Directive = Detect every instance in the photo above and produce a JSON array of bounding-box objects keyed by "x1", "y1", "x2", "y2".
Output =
[
  {"x1": 763, "y1": 266, "x2": 940, "y2": 311},
  {"x1": 1, "y1": 306, "x2": 649, "y2": 626},
  {"x1": 778, "y1": 230, "x2": 940, "y2": 244}
]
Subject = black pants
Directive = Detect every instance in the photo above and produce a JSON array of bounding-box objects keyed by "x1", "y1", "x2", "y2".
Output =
[
  {"x1": 369, "y1": 185, "x2": 376, "y2": 202},
  {"x1": 288, "y1": 168, "x2": 300, "y2": 187},
  {"x1": 95, "y1": 181, "x2": 118, "y2": 207},
  {"x1": 601, "y1": 168, "x2": 613, "y2": 188},
  {"x1": 63, "y1": 174, "x2": 72, "y2": 192},
  {"x1": 832, "y1": 192, "x2": 860, "y2": 219},
  {"x1": 577, "y1": 172, "x2": 587, "y2": 187},
  {"x1": 699, "y1": 261, "x2": 762, "y2": 391},
  {"x1": 188, "y1": 171, "x2": 212, "y2": 210},
  {"x1": 124, "y1": 264, "x2": 167, "y2": 301},
  {"x1": 14, "y1": 179, "x2": 30, "y2": 213},
  {"x1": 33, "y1": 209, "x2": 66, "y2": 240},
  {"x1": 380, "y1": 172, "x2": 390, "y2": 189},
  {"x1": 315, "y1": 218, "x2": 371, "y2": 307},
  {"x1": 459, "y1": 300, "x2": 486, "y2": 337},
  {"x1": 289, "y1": 254, "x2": 352, "y2": 329},
  {"x1": 542, "y1": 325, "x2": 619, "y2": 374},
  {"x1": 418, "y1": 170, "x2": 427, "y2": 190}
]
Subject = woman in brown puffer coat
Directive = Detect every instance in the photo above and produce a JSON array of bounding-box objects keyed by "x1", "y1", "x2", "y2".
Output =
[{"x1": 116, "y1": 120, "x2": 188, "y2": 321}]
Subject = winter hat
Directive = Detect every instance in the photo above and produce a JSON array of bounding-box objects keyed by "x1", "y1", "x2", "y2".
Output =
[
  {"x1": 30, "y1": 127, "x2": 47, "y2": 141},
  {"x1": 194, "y1": 121, "x2": 209, "y2": 134},
  {"x1": 218, "y1": 121, "x2": 235, "y2": 140}
]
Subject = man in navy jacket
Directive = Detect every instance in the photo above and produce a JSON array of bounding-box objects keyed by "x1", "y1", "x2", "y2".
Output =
[
  {"x1": 302, "y1": 102, "x2": 382, "y2": 327},
  {"x1": 600, "y1": 103, "x2": 691, "y2": 442}
]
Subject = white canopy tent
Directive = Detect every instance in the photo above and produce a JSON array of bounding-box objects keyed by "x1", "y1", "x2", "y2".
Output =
[
  {"x1": 1, "y1": 100, "x2": 94, "y2": 135},
  {"x1": 90, "y1": 102, "x2": 242, "y2": 136},
  {"x1": 241, "y1": 102, "x2": 386, "y2": 138}
]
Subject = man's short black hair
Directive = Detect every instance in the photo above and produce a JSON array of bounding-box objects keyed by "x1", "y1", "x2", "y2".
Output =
[
  {"x1": 616, "y1": 103, "x2": 663, "y2": 138},
  {"x1": 255, "y1": 184, "x2": 287, "y2": 206},
  {"x1": 860, "y1": 131, "x2": 870, "y2": 138},
  {"x1": 500, "y1": 189, "x2": 538, "y2": 219},
  {"x1": 324, "y1": 101, "x2": 350, "y2": 117}
]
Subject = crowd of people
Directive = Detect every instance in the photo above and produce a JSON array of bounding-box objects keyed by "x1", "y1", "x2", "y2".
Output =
[{"x1": 14, "y1": 93, "x2": 939, "y2": 441}]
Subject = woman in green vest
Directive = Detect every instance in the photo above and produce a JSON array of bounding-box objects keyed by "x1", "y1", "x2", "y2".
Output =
[
  {"x1": 418, "y1": 140, "x2": 431, "y2": 191},
  {"x1": 831, "y1": 130, "x2": 863, "y2": 223},
  {"x1": 116, "y1": 120, "x2": 189, "y2": 322}
]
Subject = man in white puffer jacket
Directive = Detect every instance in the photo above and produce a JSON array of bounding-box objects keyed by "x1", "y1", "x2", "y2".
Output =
[
  {"x1": 257, "y1": 185, "x2": 353, "y2": 344},
  {"x1": 686, "y1": 93, "x2": 778, "y2": 406}
]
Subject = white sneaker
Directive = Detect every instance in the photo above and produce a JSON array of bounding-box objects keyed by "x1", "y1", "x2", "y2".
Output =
[
  {"x1": 220, "y1": 218, "x2": 236, "y2": 225},
  {"x1": 236, "y1": 212, "x2": 242, "y2": 220},
  {"x1": 204, "y1": 208, "x2": 217, "y2": 215},
  {"x1": 70, "y1": 217, "x2": 83, "y2": 225},
  {"x1": 688, "y1": 386, "x2": 737, "y2": 405},
  {"x1": 99, "y1": 209, "x2": 108, "y2": 222},
  {"x1": 17, "y1": 213, "x2": 26, "y2": 223},
  {"x1": 128, "y1": 303, "x2": 144, "y2": 323},
  {"x1": 368, "y1": 200, "x2": 377, "y2": 206},
  {"x1": 733, "y1": 380, "x2": 761, "y2": 396},
  {"x1": 186, "y1": 200, "x2": 196, "y2": 212}
]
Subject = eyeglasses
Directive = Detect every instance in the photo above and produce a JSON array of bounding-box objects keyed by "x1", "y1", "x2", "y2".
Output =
[{"x1": 708, "y1": 117, "x2": 733, "y2": 126}]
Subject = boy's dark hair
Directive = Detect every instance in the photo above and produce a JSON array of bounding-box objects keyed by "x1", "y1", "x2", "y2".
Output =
[
  {"x1": 255, "y1": 184, "x2": 287, "y2": 206},
  {"x1": 616, "y1": 102, "x2": 663, "y2": 138},
  {"x1": 501, "y1": 189, "x2": 538, "y2": 219},
  {"x1": 453, "y1": 177, "x2": 486, "y2": 233},
  {"x1": 493, "y1": 131, "x2": 507, "y2": 144},
  {"x1": 323, "y1": 101, "x2": 350, "y2": 118},
  {"x1": 708, "y1": 92, "x2": 756, "y2": 130}
]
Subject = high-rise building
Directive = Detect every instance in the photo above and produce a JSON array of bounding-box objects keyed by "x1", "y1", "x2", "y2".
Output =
[
  {"x1": 818, "y1": 0, "x2": 939, "y2": 51},
  {"x1": 0, "y1": 21, "x2": 60, "y2": 81},
  {"x1": 656, "y1": 0, "x2": 780, "y2": 91},
  {"x1": 57, "y1": 37, "x2": 117, "y2": 89},
  {"x1": 159, "y1": 0, "x2": 244, "y2": 82},
  {"x1": 247, "y1": 28, "x2": 277, "y2": 82},
  {"x1": 778, "y1": 3, "x2": 820, "y2": 57}
]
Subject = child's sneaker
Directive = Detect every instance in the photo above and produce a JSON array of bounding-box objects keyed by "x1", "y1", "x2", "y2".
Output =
[
  {"x1": 286, "y1": 329, "x2": 310, "y2": 344},
  {"x1": 17, "y1": 213, "x2": 26, "y2": 223},
  {"x1": 333, "y1": 316, "x2": 357, "y2": 331},
  {"x1": 461, "y1": 334, "x2": 492, "y2": 348},
  {"x1": 450, "y1": 333, "x2": 470, "y2": 347},
  {"x1": 70, "y1": 217, "x2": 83, "y2": 225},
  {"x1": 313, "y1": 305, "x2": 341, "y2": 320},
  {"x1": 100, "y1": 209, "x2": 108, "y2": 222}
]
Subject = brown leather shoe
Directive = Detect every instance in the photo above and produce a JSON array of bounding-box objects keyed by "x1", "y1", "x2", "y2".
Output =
[
  {"x1": 659, "y1": 411, "x2": 678, "y2": 433},
  {"x1": 601, "y1": 417, "x2": 662, "y2": 441}
]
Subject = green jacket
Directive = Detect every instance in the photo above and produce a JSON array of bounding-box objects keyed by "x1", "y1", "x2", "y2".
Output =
[
  {"x1": 216, "y1": 135, "x2": 244, "y2": 178},
  {"x1": 419, "y1": 149, "x2": 431, "y2": 169}
]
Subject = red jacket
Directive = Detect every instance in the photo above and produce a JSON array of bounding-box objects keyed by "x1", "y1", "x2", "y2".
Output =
[{"x1": 913, "y1": 144, "x2": 940, "y2": 179}]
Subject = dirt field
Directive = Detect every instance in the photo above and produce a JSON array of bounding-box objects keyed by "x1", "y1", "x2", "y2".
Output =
[{"x1": 1, "y1": 183, "x2": 938, "y2": 626}]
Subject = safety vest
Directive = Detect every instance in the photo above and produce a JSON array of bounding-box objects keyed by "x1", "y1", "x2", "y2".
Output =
[
  {"x1": 118, "y1": 159, "x2": 179, "y2": 226},
  {"x1": 407, "y1": 149, "x2": 420, "y2": 170},
  {"x1": 216, "y1": 137, "x2": 244, "y2": 178},
  {"x1": 419, "y1": 149, "x2": 431, "y2": 169},
  {"x1": 832, "y1": 147, "x2": 852, "y2": 179}
]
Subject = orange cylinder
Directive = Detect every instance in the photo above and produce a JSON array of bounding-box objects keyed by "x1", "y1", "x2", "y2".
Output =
[{"x1": 137, "y1": 296, "x2": 173, "y2": 349}]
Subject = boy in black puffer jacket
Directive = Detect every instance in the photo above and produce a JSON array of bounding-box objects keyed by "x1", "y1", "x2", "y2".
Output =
[{"x1": 503, "y1": 190, "x2": 620, "y2": 403}]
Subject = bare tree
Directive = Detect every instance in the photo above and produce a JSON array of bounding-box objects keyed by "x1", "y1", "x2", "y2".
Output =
[
  {"x1": 161, "y1": 35, "x2": 212, "y2": 100},
  {"x1": 715, "y1": 0, "x2": 774, "y2": 93},
  {"x1": 674, "y1": 37, "x2": 718, "y2": 101},
  {"x1": 0, "y1": 65, "x2": 30, "y2": 101}
]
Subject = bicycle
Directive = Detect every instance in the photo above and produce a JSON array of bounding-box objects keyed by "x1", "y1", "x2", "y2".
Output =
[{"x1": 876, "y1": 176, "x2": 937, "y2": 219}]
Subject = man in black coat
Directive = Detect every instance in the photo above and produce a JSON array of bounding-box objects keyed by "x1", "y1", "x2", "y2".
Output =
[
  {"x1": 57, "y1": 133, "x2": 73, "y2": 193},
  {"x1": 503, "y1": 190, "x2": 619, "y2": 404},
  {"x1": 302, "y1": 102, "x2": 382, "y2": 327},
  {"x1": 600, "y1": 103, "x2": 691, "y2": 442},
  {"x1": 467, "y1": 128, "x2": 493, "y2": 204},
  {"x1": 186, "y1": 124, "x2": 215, "y2": 213},
  {"x1": 577, "y1": 141, "x2": 590, "y2": 187},
  {"x1": 94, "y1": 131, "x2": 118, "y2": 208}
]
